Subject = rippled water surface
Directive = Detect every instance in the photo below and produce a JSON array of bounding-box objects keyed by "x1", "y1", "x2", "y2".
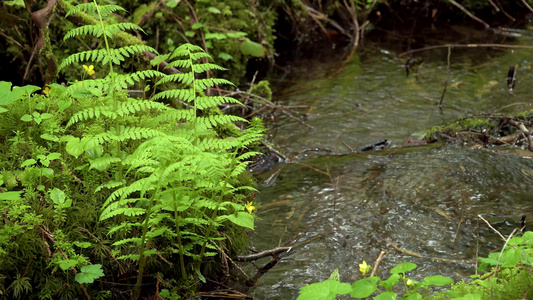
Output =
[{"x1": 248, "y1": 30, "x2": 533, "y2": 299}]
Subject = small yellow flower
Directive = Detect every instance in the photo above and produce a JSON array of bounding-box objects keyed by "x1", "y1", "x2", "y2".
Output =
[
  {"x1": 245, "y1": 201, "x2": 255, "y2": 214},
  {"x1": 42, "y1": 86, "x2": 51, "y2": 96},
  {"x1": 406, "y1": 279, "x2": 414, "y2": 286},
  {"x1": 359, "y1": 260, "x2": 371, "y2": 276},
  {"x1": 83, "y1": 64, "x2": 95, "y2": 76}
]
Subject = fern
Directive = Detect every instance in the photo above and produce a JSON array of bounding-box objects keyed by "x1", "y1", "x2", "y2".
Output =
[{"x1": 65, "y1": 3, "x2": 126, "y2": 18}]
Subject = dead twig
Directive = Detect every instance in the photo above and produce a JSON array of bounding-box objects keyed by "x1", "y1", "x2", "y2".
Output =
[
  {"x1": 369, "y1": 251, "x2": 388, "y2": 277},
  {"x1": 438, "y1": 46, "x2": 451, "y2": 107},
  {"x1": 399, "y1": 44, "x2": 533, "y2": 57},
  {"x1": 447, "y1": 0, "x2": 490, "y2": 28},
  {"x1": 235, "y1": 247, "x2": 292, "y2": 262}
]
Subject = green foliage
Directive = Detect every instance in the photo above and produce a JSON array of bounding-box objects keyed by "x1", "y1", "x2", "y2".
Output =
[
  {"x1": 0, "y1": 1, "x2": 264, "y2": 299},
  {"x1": 299, "y1": 231, "x2": 533, "y2": 300}
]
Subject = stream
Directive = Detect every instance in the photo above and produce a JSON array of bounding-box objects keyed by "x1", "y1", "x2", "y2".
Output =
[{"x1": 247, "y1": 27, "x2": 533, "y2": 299}]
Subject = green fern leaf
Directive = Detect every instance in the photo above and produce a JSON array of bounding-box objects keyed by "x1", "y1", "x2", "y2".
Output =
[
  {"x1": 194, "y1": 78, "x2": 234, "y2": 90},
  {"x1": 192, "y1": 63, "x2": 227, "y2": 73},
  {"x1": 113, "y1": 237, "x2": 142, "y2": 246},
  {"x1": 64, "y1": 25, "x2": 104, "y2": 40},
  {"x1": 95, "y1": 180, "x2": 124, "y2": 193},
  {"x1": 156, "y1": 72, "x2": 194, "y2": 86},
  {"x1": 165, "y1": 59, "x2": 192, "y2": 70},
  {"x1": 65, "y1": 3, "x2": 125, "y2": 18},
  {"x1": 195, "y1": 96, "x2": 242, "y2": 110},
  {"x1": 148, "y1": 109, "x2": 195, "y2": 125},
  {"x1": 152, "y1": 88, "x2": 195, "y2": 102},
  {"x1": 89, "y1": 155, "x2": 122, "y2": 171}
]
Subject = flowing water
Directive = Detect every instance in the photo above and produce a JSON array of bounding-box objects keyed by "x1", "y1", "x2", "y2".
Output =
[{"x1": 247, "y1": 28, "x2": 533, "y2": 299}]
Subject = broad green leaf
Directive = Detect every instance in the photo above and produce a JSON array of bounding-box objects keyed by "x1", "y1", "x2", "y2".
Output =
[
  {"x1": 185, "y1": 31, "x2": 195, "y2": 37},
  {"x1": 219, "y1": 212, "x2": 254, "y2": 229},
  {"x1": 205, "y1": 32, "x2": 226, "y2": 40},
  {"x1": 166, "y1": 0, "x2": 178, "y2": 8},
  {"x1": 20, "y1": 114, "x2": 33, "y2": 122},
  {"x1": 14, "y1": 85, "x2": 40, "y2": 96},
  {"x1": 350, "y1": 276, "x2": 378, "y2": 298},
  {"x1": 57, "y1": 98, "x2": 72, "y2": 112},
  {"x1": 0, "y1": 191, "x2": 23, "y2": 201},
  {"x1": 226, "y1": 32, "x2": 247, "y2": 38},
  {"x1": 40, "y1": 168, "x2": 55, "y2": 179},
  {"x1": 421, "y1": 275, "x2": 453, "y2": 287},
  {"x1": 390, "y1": 262, "x2": 417, "y2": 274},
  {"x1": 75, "y1": 264, "x2": 104, "y2": 284},
  {"x1": 41, "y1": 134, "x2": 59, "y2": 142},
  {"x1": 207, "y1": 7, "x2": 221, "y2": 14},
  {"x1": 191, "y1": 22, "x2": 203, "y2": 29},
  {"x1": 297, "y1": 279, "x2": 352, "y2": 300},
  {"x1": 58, "y1": 259, "x2": 77, "y2": 271},
  {"x1": 65, "y1": 137, "x2": 84, "y2": 157},
  {"x1": 501, "y1": 247, "x2": 522, "y2": 267},
  {"x1": 379, "y1": 273, "x2": 400, "y2": 290},
  {"x1": 5, "y1": 0, "x2": 25, "y2": 7},
  {"x1": 218, "y1": 52, "x2": 233, "y2": 61},
  {"x1": 48, "y1": 153, "x2": 62, "y2": 160},
  {"x1": 240, "y1": 39, "x2": 266, "y2": 57},
  {"x1": 374, "y1": 292, "x2": 398, "y2": 300},
  {"x1": 21, "y1": 159, "x2": 37, "y2": 167},
  {"x1": 50, "y1": 188, "x2": 68, "y2": 206},
  {"x1": 0, "y1": 107, "x2": 7, "y2": 113},
  {"x1": 74, "y1": 241, "x2": 92, "y2": 248}
]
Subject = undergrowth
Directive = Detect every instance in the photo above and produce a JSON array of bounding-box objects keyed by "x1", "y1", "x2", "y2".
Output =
[
  {"x1": 0, "y1": 1, "x2": 263, "y2": 299},
  {"x1": 298, "y1": 230, "x2": 533, "y2": 300}
]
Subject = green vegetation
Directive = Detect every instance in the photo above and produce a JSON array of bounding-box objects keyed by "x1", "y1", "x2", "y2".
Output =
[
  {"x1": 298, "y1": 231, "x2": 533, "y2": 299},
  {"x1": 0, "y1": 1, "x2": 263, "y2": 298}
]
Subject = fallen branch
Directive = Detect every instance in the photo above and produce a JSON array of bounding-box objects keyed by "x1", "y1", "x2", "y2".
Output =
[{"x1": 235, "y1": 247, "x2": 291, "y2": 262}]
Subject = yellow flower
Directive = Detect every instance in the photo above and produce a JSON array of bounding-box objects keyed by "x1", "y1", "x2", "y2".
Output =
[
  {"x1": 245, "y1": 201, "x2": 255, "y2": 214},
  {"x1": 359, "y1": 260, "x2": 371, "y2": 276},
  {"x1": 83, "y1": 64, "x2": 95, "y2": 76},
  {"x1": 406, "y1": 279, "x2": 414, "y2": 286},
  {"x1": 42, "y1": 86, "x2": 51, "y2": 96}
]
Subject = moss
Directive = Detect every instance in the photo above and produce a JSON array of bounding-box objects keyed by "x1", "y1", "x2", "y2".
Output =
[{"x1": 250, "y1": 80, "x2": 273, "y2": 101}]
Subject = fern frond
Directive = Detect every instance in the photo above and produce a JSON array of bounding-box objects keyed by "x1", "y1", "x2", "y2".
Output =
[
  {"x1": 192, "y1": 63, "x2": 227, "y2": 73},
  {"x1": 101, "y1": 197, "x2": 149, "y2": 221},
  {"x1": 114, "y1": 70, "x2": 165, "y2": 89},
  {"x1": 198, "y1": 115, "x2": 246, "y2": 128},
  {"x1": 113, "y1": 237, "x2": 143, "y2": 246},
  {"x1": 147, "y1": 109, "x2": 195, "y2": 125},
  {"x1": 194, "y1": 78, "x2": 234, "y2": 90},
  {"x1": 156, "y1": 73, "x2": 194, "y2": 86},
  {"x1": 95, "y1": 180, "x2": 124, "y2": 193},
  {"x1": 165, "y1": 59, "x2": 192, "y2": 70},
  {"x1": 89, "y1": 155, "x2": 122, "y2": 170},
  {"x1": 195, "y1": 96, "x2": 242, "y2": 110},
  {"x1": 116, "y1": 127, "x2": 167, "y2": 142},
  {"x1": 66, "y1": 3, "x2": 126, "y2": 18},
  {"x1": 59, "y1": 49, "x2": 107, "y2": 69},
  {"x1": 64, "y1": 25, "x2": 104, "y2": 40},
  {"x1": 60, "y1": 46, "x2": 157, "y2": 69},
  {"x1": 102, "y1": 177, "x2": 156, "y2": 211},
  {"x1": 152, "y1": 88, "x2": 195, "y2": 102},
  {"x1": 67, "y1": 106, "x2": 117, "y2": 127},
  {"x1": 98, "y1": 4, "x2": 128, "y2": 17},
  {"x1": 116, "y1": 99, "x2": 169, "y2": 117},
  {"x1": 107, "y1": 23, "x2": 146, "y2": 36},
  {"x1": 189, "y1": 52, "x2": 213, "y2": 62}
]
